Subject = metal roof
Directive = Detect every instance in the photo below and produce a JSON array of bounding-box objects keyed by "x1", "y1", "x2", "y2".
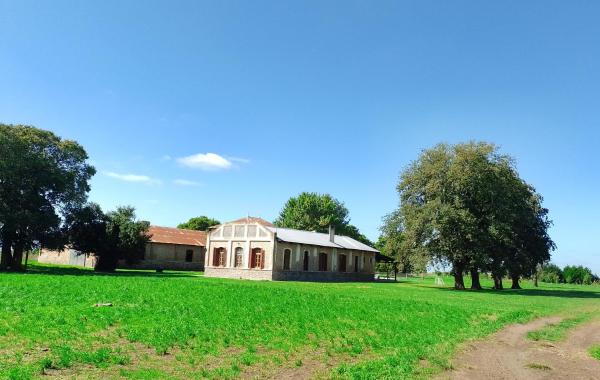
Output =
[
  {"x1": 148, "y1": 226, "x2": 206, "y2": 246},
  {"x1": 266, "y1": 227, "x2": 379, "y2": 253}
]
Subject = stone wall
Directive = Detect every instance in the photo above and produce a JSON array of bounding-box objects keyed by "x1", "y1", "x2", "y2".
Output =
[
  {"x1": 38, "y1": 248, "x2": 96, "y2": 268},
  {"x1": 204, "y1": 267, "x2": 273, "y2": 281},
  {"x1": 272, "y1": 270, "x2": 374, "y2": 282}
]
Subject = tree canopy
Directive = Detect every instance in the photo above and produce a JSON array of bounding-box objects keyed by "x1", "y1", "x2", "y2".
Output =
[
  {"x1": 177, "y1": 216, "x2": 220, "y2": 231},
  {"x1": 382, "y1": 142, "x2": 555, "y2": 289},
  {"x1": 0, "y1": 124, "x2": 95, "y2": 271},
  {"x1": 66, "y1": 204, "x2": 150, "y2": 271},
  {"x1": 274, "y1": 192, "x2": 373, "y2": 246}
]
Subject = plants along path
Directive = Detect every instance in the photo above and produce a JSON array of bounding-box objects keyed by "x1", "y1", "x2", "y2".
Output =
[{"x1": 437, "y1": 314, "x2": 600, "y2": 379}]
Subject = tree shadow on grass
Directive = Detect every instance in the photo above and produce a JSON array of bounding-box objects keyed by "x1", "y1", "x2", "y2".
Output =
[
  {"x1": 6, "y1": 263, "x2": 201, "y2": 278},
  {"x1": 431, "y1": 286, "x2": 600, "y2": 299}
]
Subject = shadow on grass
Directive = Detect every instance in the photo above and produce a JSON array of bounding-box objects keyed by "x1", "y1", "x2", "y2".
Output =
[
  {"x1": 430, "y1": 286, "x2": 600, "y2": 299},
  {"x1": 4, "y1": 263, "x2": 200, "y2": 278}
]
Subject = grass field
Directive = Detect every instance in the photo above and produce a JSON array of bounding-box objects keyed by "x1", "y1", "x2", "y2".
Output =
[{"x1": 1, "y1": 264, "x2": 599, "y2": 379}]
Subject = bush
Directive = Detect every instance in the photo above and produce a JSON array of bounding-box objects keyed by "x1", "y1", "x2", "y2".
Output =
[{"x1": 539, "y1": 263, "x2": 563, "y2": 283}]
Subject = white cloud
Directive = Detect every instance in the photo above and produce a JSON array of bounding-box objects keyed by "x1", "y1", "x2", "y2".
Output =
[
  {"x1": 173, "y1": 179, "x2": 202, "y2": 187},
  {"x1": 177, "y1": 152, "x2": 233, "y2": 170},
  {"x1": 104, "y1": 171, "x2": 161, "y2": 185}
]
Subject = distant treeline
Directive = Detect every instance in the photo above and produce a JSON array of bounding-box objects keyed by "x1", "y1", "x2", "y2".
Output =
[{"x1": 539, "y1": 263, "x2": 599, "y2": 285}]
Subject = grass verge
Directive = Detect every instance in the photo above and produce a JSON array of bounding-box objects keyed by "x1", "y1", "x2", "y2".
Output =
[{"x1": 527, "y1": 313, "x2": 595, "y2": 342}]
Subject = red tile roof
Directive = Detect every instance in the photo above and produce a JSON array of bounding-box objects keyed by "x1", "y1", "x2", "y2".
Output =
[
  {"x1": 148, "y1": 226, "x2": 207, "y2": 246},
  {"x1": 226, "y1": 216, "x2": 274, "y2": 227}
]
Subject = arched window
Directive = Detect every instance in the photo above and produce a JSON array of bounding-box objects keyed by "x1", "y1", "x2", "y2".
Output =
[
  {"x1": 213, "y1": 247, "x2": 226, "y2": 267},
  {"x1": 303, "y1": 251, "x2": 309, "y2": 271},
  {"x1": 283, "y1": 249, "x2": 291, "y2": 270},
  {"x1": 234, "y1": 247, "x2": 243, "y2": 268},
  {"x1": 318, "y1": 252, "x2": 328, "y2": 271},
  {"x1": 250, "y1": 248, "x2": 264, "y2": 269}
]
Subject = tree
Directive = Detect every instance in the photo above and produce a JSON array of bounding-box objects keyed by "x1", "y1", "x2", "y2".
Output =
[
  {"x1": 388, "y1": 142, "x2": 554, "y2": 290},
  {"x1": 538, "y1": 263, "x2": 564, "y2": 283},
  {"x1": 177, "y1": 216, "x2": 220, "y2": 231},
  {"x1": 563, "y1": 265, "x2": 595, "y2": 285},
  {"x1": 66, "y1": 204, "x2": 150, "y2": 272},
  {"x1": 274, "y1": 192, "x2": 373, "y2": 245},
  {"x1": 379, "y1": 211, "x2": 428, "y2": 274},
  {"x1": 0, "y1": 124, "x2": 95, "y2": 271}
]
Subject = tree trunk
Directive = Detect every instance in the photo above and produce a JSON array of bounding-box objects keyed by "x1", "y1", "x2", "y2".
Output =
[
  {"x1": 511, "y1": 276, "x2": 521, "y2": 289},
  {"x1": 0, "y1": 239, "x2": 12, "y2": 270},
  {"x1": 11, "y1": 242, "x2": 24, "y2": 271},
  {"x1": 470, "y1": 268, "x2": 482, "y2": 290},
  {"x1": 492, "y1": 274, "x2": 504, "y2": 290},
  {"x1": 534, "y1": 274, "x2": 538, "y2": 287},
  {"x1": 94, "y1": 254, "x2": 118, "y2": 272},
  {"x1": 453, "y1": 262, "x2": 466, "y2": 290}
]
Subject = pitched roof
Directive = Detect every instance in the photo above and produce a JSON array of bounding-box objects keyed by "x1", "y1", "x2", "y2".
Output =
[
  {"x1": 266, "y1": 227, "x2": 379, "y2": 253},
  {"x1": 148, "y1": 226, "x2": 207, "y2": 246},
  {"x1": 226, "y1": 216, "x2": 274, "y2": 227}
]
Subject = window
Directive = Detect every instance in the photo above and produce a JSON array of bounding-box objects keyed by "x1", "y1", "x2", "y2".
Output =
[
  {"x1": 185, "y1": 249, "x2": 193, "y2": 262},
  {"x1": 303, "y1": 251, "x2": 309, "y2": 271},
  {"x1": 338, "y1": 254, "x2": 347, "y2": 272},
  {"x1": 354, "y1": 256, "x2": 359, "y2": 272},
  {"x1": 283, "y1": 249, "x2": 291, "y2": 270},
  {"x1": 247, "y1": 225, "x2": 257, "y2": 237},
  {"x1": 213, "y1": 247, "x2": 226, "y2": 267},
  {"x1": 235, "y1": 247, "x2": 243, "y2": 268},
  {"x1": 250, "y1": 248, "x2": 264, "y2": 269},
  {"x1": 318, "y1": 252, "x2": 328, "y2": 271},
  {"x1": 223, "y1": 225, "x2": 232, "y2": 238}
]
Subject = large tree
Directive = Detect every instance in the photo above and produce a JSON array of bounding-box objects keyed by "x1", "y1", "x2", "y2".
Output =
[
  {"x1": 274, "y1": 192, "x2": 373, "y2": 245},
  {"x1": 66, "y1": 204, "x2": 150, "y2": 272},
  {"x1": 177, "y1": 216, "x2": 220, "y2": 231},
  {"x1": 0, "y1": 124, "x2": 95, "y2": 271},
  {"x1": 386, "y1": 142, "x2": 554, "y2": 290}
]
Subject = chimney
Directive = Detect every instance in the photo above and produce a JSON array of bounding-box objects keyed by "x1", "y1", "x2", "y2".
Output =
[{"x1": 328, "y1": 225, "x2": 335, "y2": 243}]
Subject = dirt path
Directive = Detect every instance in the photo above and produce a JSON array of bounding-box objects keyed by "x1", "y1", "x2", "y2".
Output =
[{"x1": 436, "y1": 316, "x2": 600, "y2": 380}]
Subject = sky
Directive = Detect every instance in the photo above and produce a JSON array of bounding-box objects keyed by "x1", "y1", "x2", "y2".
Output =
[{"x1": 1, "y1": 1, "x2": 599, "y2": 272}]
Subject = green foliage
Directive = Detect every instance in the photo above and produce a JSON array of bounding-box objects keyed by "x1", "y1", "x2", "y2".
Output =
[
  {"x1": 274, "y1": 192, "x2": 373, "y2": 245},
  {"x1": 563, "y1": 265, "x2": 596, "y2": 285},
  {"x1": 0, "y1": 124, "x2": 95, "y2": 270},
  {"x1": 589, "y1": 345, "x2": 600, "y2": 361},
  {"x1": 538, "y1": 263, "x2": 564, "y2": 283},
  {"x1": 177, "y1": 216, "x2": 220, "y2": 231},
  {"x1": 66, "y1": 204, "x2": 150, "y2": 271},
  {"x1": 385, "y1": 141, "x2": 554, "y2": 289},
  {"x1": 0, "y1": 263, "x2": 598, "y2": 379}
]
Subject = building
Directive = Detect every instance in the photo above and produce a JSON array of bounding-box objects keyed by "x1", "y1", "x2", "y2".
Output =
[
  {"x1": 204, "y1": 217, "x2": 378, "y2": 281},
  {"x1": 38, "y1": 225, "x2": 206, "y2": 271},
  {"x1": 123, "y1": 226, "x2": 206, "y2": 271}
]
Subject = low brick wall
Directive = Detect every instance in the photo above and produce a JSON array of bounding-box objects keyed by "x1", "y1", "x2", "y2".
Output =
[
  {"x1": 204, "y1": 267, "x2": 273, "y2": 280},
  {"x1": 272, "y1": 270, "x2": 374, "y2": 282}
]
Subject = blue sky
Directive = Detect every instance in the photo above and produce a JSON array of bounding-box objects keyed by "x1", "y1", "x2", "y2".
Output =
[{"x1": 1, "y1": 1, "x2": 599, "y2": 272}]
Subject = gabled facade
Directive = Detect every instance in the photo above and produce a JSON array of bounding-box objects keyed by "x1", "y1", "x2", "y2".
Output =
[{"x1": 205, "y1": 217, "x2": 377, "y2": 281}]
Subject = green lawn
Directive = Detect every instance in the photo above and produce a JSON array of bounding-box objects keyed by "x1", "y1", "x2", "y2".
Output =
[{"x1": 1, "y1": 264, "x2": 599, "y2": 379}]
